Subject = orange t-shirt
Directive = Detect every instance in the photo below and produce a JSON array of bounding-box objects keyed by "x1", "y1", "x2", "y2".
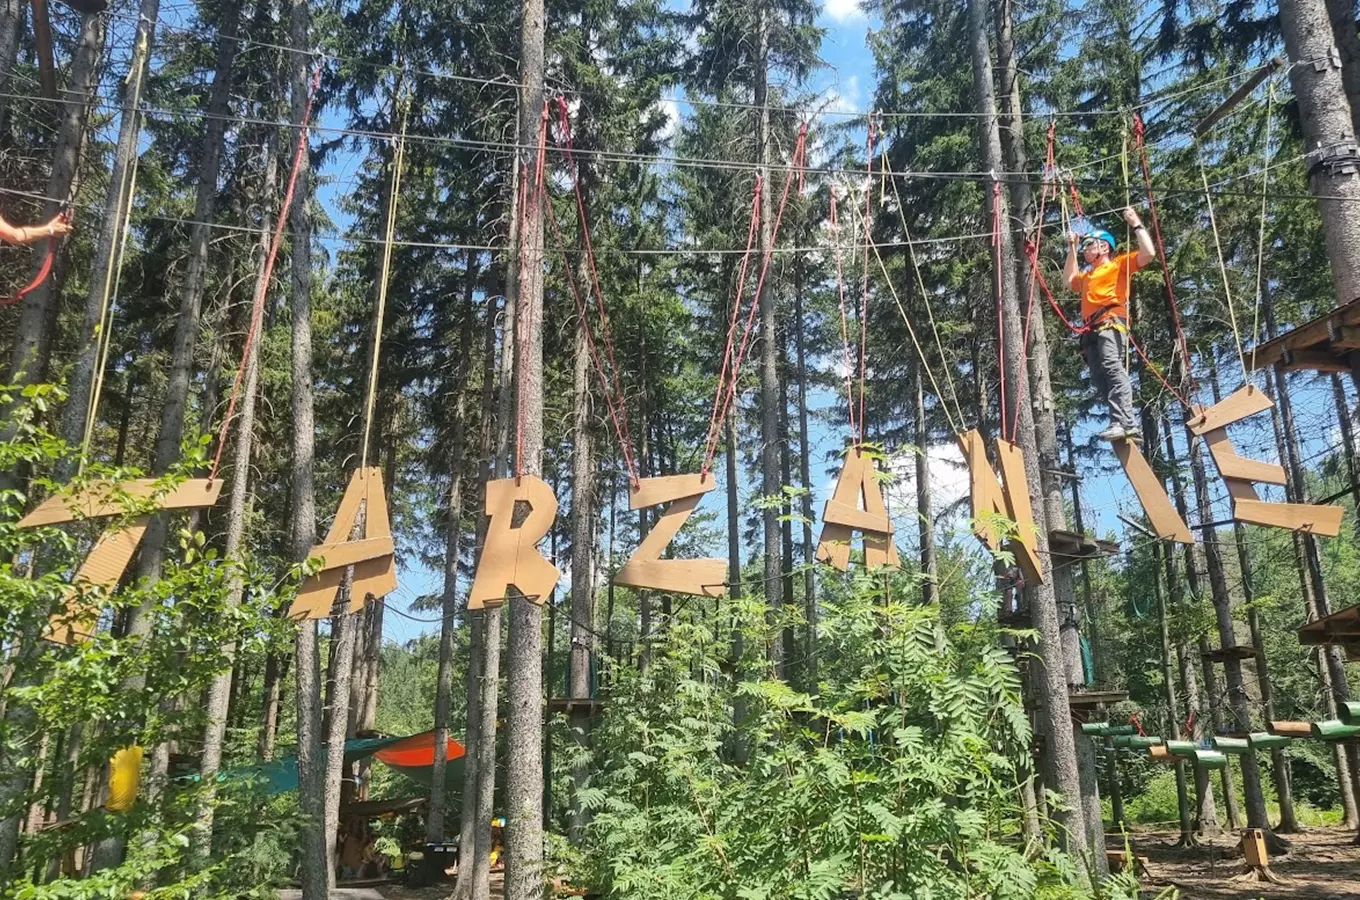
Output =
[{"x1": 1074, "y1": 251, "x2": 1141, "y2": 323}]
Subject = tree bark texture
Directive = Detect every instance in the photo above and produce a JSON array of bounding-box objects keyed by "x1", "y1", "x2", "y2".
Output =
[
  {"x1": 967, "y1": 0, "x2": 1090, "y2": 872},
  {"x1": 568, "y1": 276, "x2": 596, "y2": 845},
  {"x1": 792, "y1": 259, "x2": 817, "y2": 666},
  {"x1": 505, "y1": 0, "x2": 548, "y2": 893}
]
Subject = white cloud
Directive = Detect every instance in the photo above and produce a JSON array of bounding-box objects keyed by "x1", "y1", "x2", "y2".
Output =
[
  {"x1": 823, "y1": 0, "x2": 866, "y2": 24},
  {"x1": 656, "y1": 95, "x2": 681, "y2": 143},
  {"x1": 824, "y1": 74, "x2": 860, "y2": 115}
]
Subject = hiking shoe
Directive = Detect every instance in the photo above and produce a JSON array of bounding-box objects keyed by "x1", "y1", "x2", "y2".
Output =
[
  {"x1": 1122, "y1": 428, "x2": 1143, "y2": 443},
  {"x1": 1097, "y1": 425, "x2": 1127, "y2": 442}
]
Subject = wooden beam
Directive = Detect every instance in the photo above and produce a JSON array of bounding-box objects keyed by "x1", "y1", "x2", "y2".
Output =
[
  {"x1": 1194, "y1": 57, "x2": 1283, "y2": 138},
  {"x1": 1186, "y1": 385, "x2": 1273, "y2": 435},
  {"x1": 1250, "y1": 295, "x2": 1360, "y2": 368},
  {"x1": 1201, "y1": 427, "x2": 1286, "y2": 484},
  {"x1": 1328, "y1": 323, "x2": 1360, "y2": 350},
  {"x1": 1113, "y1": 441, "x2": 1194, "y2": 543},
  {"x1": 1282, "y1": 348, "x2": 1351, "y2": 373},
  {"x1": 19, "y1": 479, "x2": 223, "y2": 527}
]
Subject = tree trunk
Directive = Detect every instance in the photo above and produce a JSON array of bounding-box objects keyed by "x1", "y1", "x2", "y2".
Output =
[
  {"x1": 909, "y1": 357, "x2": 938, "y2": 606},
  {"x1": 1330, "y1": 373, "x2": 1360, "y2": 525},
  {"x1": 430, "y1": 254, "x2": 480, "y2": 844},
  {"x1": 0, "y1": 0, "x2": 23, "y2": 107},
  {"x1": 967, "y1": 0, "x2": 1090, "y2": 872},
  {"x1": 451, "y1": 279, "x2": 502, "y2": 900},
  {"x1": 136, "y1": 0, "x2": 241, "y2": 588},
  {"x1": 567, "y1": 265, "x2": 595, "y2": 846},
  {"x1": 792, "y1": 259, "x2": 817, "y2": 666},
  {"x1": 3, "y1": 11, "x2": 103, "y2": 388},
  {"x1": 1279, "y1": 0, "x2": 1360, "y2": 307},
  {"x1": 753, "y1": 0, "x2": 784, "y2": 678},
  {"x1": 1153, "y1": 542, "x2": 1196, "y2": 845},
  {"x1": 1324, "y1": 0, "x2": 1360, "y2": 143},
  {"x1": 504, "y1": 0, "x2": 548, "y2": 893},
  {"x1": 58, "y1": 0, "x2": 159, "y2": 470}
]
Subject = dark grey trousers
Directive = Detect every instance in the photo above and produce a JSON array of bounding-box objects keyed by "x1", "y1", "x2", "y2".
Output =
[{"x1": 1081, "y1": 327, "x2": 1135, "y2": 430}]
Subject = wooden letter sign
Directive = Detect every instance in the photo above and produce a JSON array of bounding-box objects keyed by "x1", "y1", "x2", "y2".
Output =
[
  {"x1": 816, "y1": 447, "x2": 900, "y2": 571},
  {"x1": 1192, "y1": 388, "x2": 1342, "y2": 536},
  {"x1": 468, "y1": 475, "x2": 560, "y2": 610},
  {"x1": 614, "y1": 474, "x2": 726, "y2": 597},
  {"x1": 959, "y1": 430, "x2": 1043, "y2": 585},
  {"x1": 1112, "y1": 441, "x2": 1194, "y2": 544},
  {"x1": 291, "y1": 468, "x2": 397, "y2": 620},
  {"x1": 17, "y1": 478, "x2": 223, "y2": 644}
]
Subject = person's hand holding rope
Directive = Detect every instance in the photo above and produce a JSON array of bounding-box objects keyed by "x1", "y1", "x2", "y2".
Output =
[{"x1": 0, "y1": 211, "x2": 72, "y2": 246}]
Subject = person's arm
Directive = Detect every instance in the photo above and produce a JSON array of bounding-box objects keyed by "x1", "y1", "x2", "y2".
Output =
[
  {"x1": 1123, "y1": 206, "x2": 1155, "y2": 268},
  {"x1": 0, "y1": 213, "x2": 71, "y2": 246},
  {"x1": 1064, "y1": 231, "x2": 1082, "y2": 291}
]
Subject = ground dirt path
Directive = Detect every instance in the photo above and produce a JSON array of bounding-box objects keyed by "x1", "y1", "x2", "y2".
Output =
[{"x1": 1120, "y1": 825, "x2": 1359, "y2": 898}]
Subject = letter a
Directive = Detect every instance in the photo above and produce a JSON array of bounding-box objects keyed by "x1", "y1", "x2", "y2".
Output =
[
  {"x1": 614, "y1": 474, "x2": 727, "y2": 597},
  {"x1": 816, "y1": 447, "x2": 901, "y2": 571},
  {"x1": 468, "y1": 475, "x2": 561, "y2": 610}
]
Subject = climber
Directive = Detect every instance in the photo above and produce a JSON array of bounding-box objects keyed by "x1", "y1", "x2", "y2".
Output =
[
  {"x1": 1064, "y1": 206, "x2": 1156, "y2": 443},
  {"x1": 0, "y1": 211, "x2": 71, "y2": 246}
]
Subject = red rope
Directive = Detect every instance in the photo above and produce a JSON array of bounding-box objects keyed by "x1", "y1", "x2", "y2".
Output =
[
  {"x1": 699, "y1": 181, "x2": 762, "y2": 478},
  {"x1": 1133, "y1": 114, "x2": 1195, "y2": 394},
  {"x1": 514, "y1": 103, "x2": 550, "y2": 480},
  {"x1": 857, "y1": 119, "x2": 875, "y2": 443},
  {"x1": 0, "y1": 210, "x2": 71, "y2": 309},
  {"x1": 552, "y1": 98, "x2": 640, "y2": 487},
  {"x1": 829, "y1": 192, "x2": 856, "y2": 439},
  {"x1": 1130, "y1": 713, "x2": 1147, "y2": 737},
  {"x1": 210, "y1": 63, "x2": 321, "y2": 482},
  {"x1": 1013, "y1": 122, "x2": 1056, "y2": 440},
  {"x1": 702, "y1": 124, "x2": 808, "y2": 477},
  {"x1": 992, "y1": 180, "x2": 1007, "y2": 442}
]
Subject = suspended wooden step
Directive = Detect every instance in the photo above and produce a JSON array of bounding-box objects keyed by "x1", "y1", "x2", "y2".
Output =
[
  {"x1": 1201, "y1": 645, "x2": 1260, "y2": 663},
  {"x1": 1112, "y1": 441, "x2": 1194, "y2": 544},
  {"x1": 1250, "y1": 294, "x2": 1360, "y2": 371},
  {"x1": 1193, "y1": 749, "x2": 1229, "y2": 769},
  {"x1": 1211, "y1": 735, "x2": 1251, "y2": 755},
  {"x1": 1268, "y1": 720, "x2": 1314, "y2": 738},
  {"x1": 1341, "y1": 701, "x2": 1360, "y2": 725},
  {"x1": 1148, "y1": 744, "x2": 1173, "y2": 762},
  {"x1": 547, "y1": 698, "x2": 607, "y2": 716},
  {"x1": 1080, "y1": 722, "x2": 1137, "y2": 736},
  {"x1": 1111, "y1": 734, "x2": 1162, "y2": 749},
  {"x1": 1047, "y1": 529, "x2": 1119, "y2": 561},
  {"x1": 1248, "y1": 731, "x2": 1291, "y2": 751},
  {"x1": 1313, "y1": 719, "x2": 1360, "y2": 741},
  {"x1": 1164, "y1": 739, "x2": 1197, "y2": 756}
]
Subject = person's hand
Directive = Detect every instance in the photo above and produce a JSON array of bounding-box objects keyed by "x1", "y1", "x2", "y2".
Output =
[
  {"x1": 1067, "y1": 230, "x2": 1080, "y2": 247},
  {"x1": 1121, "y1": 206, "x2": 1143, "y2": 228},
  {"x1": 41, "y1": 214, "x2": 72, "y2": 238}
]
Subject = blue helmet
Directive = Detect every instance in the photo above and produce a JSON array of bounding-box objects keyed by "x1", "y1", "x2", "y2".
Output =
[{"x1": 1083, "y1": 229, "x2": 1117, "y2": 252}]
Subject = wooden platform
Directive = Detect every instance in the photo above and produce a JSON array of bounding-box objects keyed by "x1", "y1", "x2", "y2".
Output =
[
  {"x1": 1048, "y1": 529, "x2": 1119, "y2": 561},
  {"x1": 547, "y1": 698, "x2": 608, "y2": 716},
  {"x1": 1298, "y1": 604, "x2": 1360, "y2": 647},
  {"x1": 1251, "y1": 295, "x2": 1360, "y2": 370},
  {"x1": 1202, "y1": 645, "x2": 1261, "y2": 663},
  {"x1": 1067, "y1": 689, "x2": 1129, "y2": 709}
]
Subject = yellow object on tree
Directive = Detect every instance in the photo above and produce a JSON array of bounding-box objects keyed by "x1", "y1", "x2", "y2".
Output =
[{"x1": 106, "y1": 745, "x2": 144, "y2": 812}]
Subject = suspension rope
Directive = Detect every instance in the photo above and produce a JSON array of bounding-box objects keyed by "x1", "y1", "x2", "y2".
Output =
[
  {"x1": 699, "y1": 179, "x2": 761, "y2": 478},
  {"x1": 209, "y1": 61, "x2": 322, "y2": 482},
  {"x1": 878, "y1": 143, "x2": 967, "y2": 430},
  {"x1": 701, "y1": 124, "x2": 808, "y2": 478},
  {"x1": 829, "y1": 191, "x2": 857, "y2": 439},
  {"x1": 1013, "y1": 121, "x2": 1057, "y2": 441},
  {"x1": 844, "y1": 176, "x2": 962, "y2": 437},
  {"x1": 1198, "y1": 156, "x2": 1248, "y2": 384},
  {"x1": 80, "y1": 151, "x2": 141, "y2": 472},
  {"x1": 857, "y1": 118, "x2": 875, "y2": 442},
  {"x1": 513, "y1": 102, "x2": 551, "y2": 480},
  {"x1": 992, "y1": 180, "x2": 1008, "y2": 442},
  {"x1": 1133, "y1": 114, "x2": 1196, "y2": 395},
  {"x1": 359, "y1": 95, "x2": 409, "y2": 472},
  {"x1": 1249, "y1": 79, "x2": 1275, "y2": 375},
  {"x1": 548, "y1": 97, "x2": 641, "y2": 487}
]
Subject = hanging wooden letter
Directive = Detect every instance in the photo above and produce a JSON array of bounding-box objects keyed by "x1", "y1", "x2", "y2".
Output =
[
  {"x1": 17, "y1": 479, "x2": 223, "y2": 644},
  {"x1": 1193, "y1": 400, "x2": 1343, "y2": 536},
  {"x1": 958, "y1": 430, "x2": 1043, "y2": 585},
  {"x1": 815, "y1": 446, "x2": 901, "y2": 572},
  {"x1": 291, "y1": 468, "x2": 397, "y2": 620},
  {"x1": 468, "y1": 475, "x2": 560, "y2": 610},
  {"x1": 614, "y1": 474, "x2": 727, "y2": 597},
  {"x1": 1112, "y1": 441, "x2": 1194, "y2": 544}
]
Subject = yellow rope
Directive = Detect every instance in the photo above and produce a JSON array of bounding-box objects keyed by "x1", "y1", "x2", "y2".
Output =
[
  {"x1": 878, "y1": 143, "x2": 967, "y2": 430},
  {"x1": 1120, "y1": 120, "x2": 1133, "y2": 369},
  {"x1": 79, "y1": 130, "x2": 142, "y2": 472},
  {"x1": 844, "y1": 177, "x2": 961, "y2": 437},
  {"x1": 359, "y1": 98, "x2": 409, "y2": 470},
  {"x1": 1199, "y1": 157, "x2": 1248, "y2": 384},
  {"x1": 1249, "y1": 80, "x2": 1275, "y2": 376}
]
